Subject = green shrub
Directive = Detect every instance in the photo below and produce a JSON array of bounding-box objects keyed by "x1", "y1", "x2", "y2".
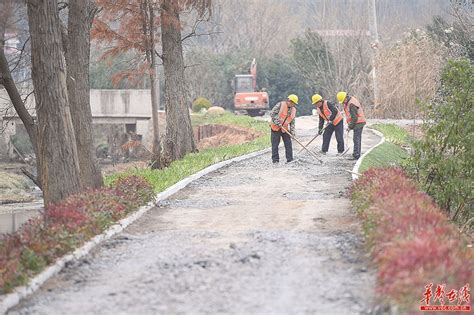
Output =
[
  {"x1": 192, "y1": 97, "x2": 212, "y2": 112},
  {"x1": 407, "y1": 59, "x2": 473, "y2": 225}
]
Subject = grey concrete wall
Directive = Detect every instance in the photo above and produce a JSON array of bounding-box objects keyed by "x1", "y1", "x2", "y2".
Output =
[
  {"x1": 90, "y1": 89, "x2": 152, "y2": 118},
  {"x1": 0, "y1": 88, "x2": 155, "y2": 119}
]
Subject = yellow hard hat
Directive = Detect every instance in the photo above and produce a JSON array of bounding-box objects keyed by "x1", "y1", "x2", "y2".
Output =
[
  {"x1": 287, "y1": 94, "x2": 299, "y2": 105},
  {"x1": 337, "y1": 91, "x2": 347, "y2": 104},
  {"x1": 311, "y1": 94, "x2": 323, "y2": 105}
]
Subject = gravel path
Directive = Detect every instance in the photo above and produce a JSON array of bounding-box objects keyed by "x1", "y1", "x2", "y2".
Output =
[{"x1": 10, "y1": 117, "x2": 381, "y2": 315}]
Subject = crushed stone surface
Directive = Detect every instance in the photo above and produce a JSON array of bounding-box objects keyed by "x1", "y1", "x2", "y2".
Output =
[{"x1": 10, "y1": 117, "x2": 381, "y2": 315}]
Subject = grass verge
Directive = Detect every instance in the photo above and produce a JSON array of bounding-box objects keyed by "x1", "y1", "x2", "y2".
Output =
[
  {"x1": 358, "y1": 142, "x2": 408, "y2": 173},
  {"x1": 359, "y1": 123, "x2": 410, "y2": 172},
  {"x1": 191, "y1": 112, "x2": 268, "y2": 132},
  {"x1": 106, "y1": 113, "x2": 270, "y2": 191},
  {"x1": 370, "y1": 123, "x2": 410, "y2": 145}
]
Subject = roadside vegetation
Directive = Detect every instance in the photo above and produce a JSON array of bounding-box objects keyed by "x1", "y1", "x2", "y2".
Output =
[
  {"x1": 0, "y1": 171, "x2": 34, "y2": 204},
  {"x1": 370, "y1": 124, "x2": 410, "y2": 146},
  {"x1": 191, "y1": 111, "x2": 267, "y2": 130},
  {"x1": 351, "y1": 167, "x2": 472, "y2": 312},
  {"x1": 408, "y1": 59, "x2": 473, "y2": 225},
  {"x1": 352, "y1": 59, "x2": 473, "y2": 312},
  {"x1": 0, "y1": 175, "x2": 154, "y2": 293},
  {"x1": 358, "y1": 124, "x2": 410, "y2": 173}
]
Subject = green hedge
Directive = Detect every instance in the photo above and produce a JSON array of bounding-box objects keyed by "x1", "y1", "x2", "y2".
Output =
[{"x1": 407, "y1": 59, "x2": 473, "y2": 225}]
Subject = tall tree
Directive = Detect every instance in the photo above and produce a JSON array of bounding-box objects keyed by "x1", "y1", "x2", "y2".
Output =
[
  {"x1": 160, "y1": 0, "x2": 211, "y2": 161},
  {"x1": 66, "y1": 0, "x2": 103, "y2": 187},
  {"x1": 142, "y1": 0, "x2": 162, "y2": 168},
  {"x1": 93, "y1": 0, "x2": 162, "y2": 168},
  {"x1": 26, "y1": 0, "x2": 82, "y2": 204},
  {"x1": 1, "y1": 0, "x2": 102, "y2": 204}
]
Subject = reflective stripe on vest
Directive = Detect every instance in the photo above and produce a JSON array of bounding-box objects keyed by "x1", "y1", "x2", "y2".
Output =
[
  {"x1": 317, "y1": 100, "x2": 343, "y2": 125},
  {"x1": 343, "y1": 97, "x2": 366, "y2": 124},
  {"x1": 270, "y1": 101, "x2": 296, "y2": 133}
]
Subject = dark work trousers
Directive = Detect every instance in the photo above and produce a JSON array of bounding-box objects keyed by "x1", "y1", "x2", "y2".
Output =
[
  {"x1": 352, "y1": 127, "x2": 364, "y2": 159},
  {"x1": 322, "y1": 121, "x2": 345, "y2": 153},
  {"x1": 271, "y1": 130, "x2": 293, "y2": 162}
]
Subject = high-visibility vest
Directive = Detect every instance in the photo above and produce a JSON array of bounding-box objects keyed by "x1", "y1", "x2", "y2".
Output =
[
  {"x1": 343, "y1": 96, "x2": 366, "y2": 124},
  {"x1": 317, "y1": 100, "x2": 343, "y2": 125},
  {"x1": 270, "y1": 101, "x2": 296, "y2": 133}
]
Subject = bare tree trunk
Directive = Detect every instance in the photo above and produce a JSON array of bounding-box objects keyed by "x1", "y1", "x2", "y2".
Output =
[
  {"x1": 142, "y1": 0, "x2": 161, "y2": 168},
  {"x1": 66, "y1": 0, "x2": 103, "y2": 188},
  {"x1": 27, "y1": 0, "x2": 81, "y2": 205},
  {"x1": 161, "y1": 0, "x2": 196, "y2": 161},
  {"x1": 150, "y1": 67, "x2": 161, "y2": 168}
]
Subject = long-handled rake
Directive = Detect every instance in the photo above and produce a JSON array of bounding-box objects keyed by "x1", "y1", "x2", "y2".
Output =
[
  {"x1": 296, "y1": 124, "x2": 327, "y2": 155},
  {"x1": 280, "y1": 126, "x2": 323, "y2": 164}
]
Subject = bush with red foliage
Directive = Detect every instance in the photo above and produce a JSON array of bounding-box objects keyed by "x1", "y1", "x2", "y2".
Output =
[
  {"x1": 0, "y1": 175, "x2": 154, "y2": 294},
  {"x1": 113, "y1": 175, "x2": 156, "y2": 210},
  {"x1": 351, "y1": 168, "x2": 473, "y2": 311}
]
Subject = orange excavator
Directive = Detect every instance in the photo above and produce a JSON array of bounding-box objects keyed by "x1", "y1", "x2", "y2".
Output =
[{"x1": 233, "y1": 59, "x2": 269, "y2": 116}]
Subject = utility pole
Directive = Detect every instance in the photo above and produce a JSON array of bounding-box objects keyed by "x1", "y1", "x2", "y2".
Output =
[{"x1": 368, "y1": 0, "x2": 379, "y2": 114}]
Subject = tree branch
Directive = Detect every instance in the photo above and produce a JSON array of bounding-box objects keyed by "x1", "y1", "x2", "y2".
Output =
[
  {"x1": 10, "y1": 36, "x2": 30, "y2": 73},
  {"x1": 23, "y1": 89, "x2": 34, "y2": 104},
  {"x1": 0, "y1": 28, "x2": 37, "y2": 147},
  {"x1": 184, "y1": 62, "x2": 201, "y2": 69},
  {"x1": 21, "y1": 167, "x2": 42, "y2": 189},
  {"x1": 181, "y1": 18, "x2": 222, "y2": 42},
  {"x1": 154, "y1": 49, "x2": 163, "y2": 61}
]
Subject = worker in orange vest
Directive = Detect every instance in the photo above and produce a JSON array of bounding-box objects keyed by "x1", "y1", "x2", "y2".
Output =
[
  {"x1": 337, "y1": 91, "x2": 367, "y2": 159},
  {"x1": 269, "y1": 94, "x2": 298, "y2": 163},
  {"x1": 311, "y1": 94, "x2": 344, "y2": 154}
]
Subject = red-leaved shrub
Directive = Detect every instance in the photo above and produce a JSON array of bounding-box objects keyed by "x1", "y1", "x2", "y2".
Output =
[
  {"x1": 114, "y1": 175, "x2": 155, "y2": 210},
  {"x1": 0, "y1": 175, "x2": 154, "y2": 294},
  {"x1": 351, "y1": 168, "x2": 473, "y2": 312}
]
